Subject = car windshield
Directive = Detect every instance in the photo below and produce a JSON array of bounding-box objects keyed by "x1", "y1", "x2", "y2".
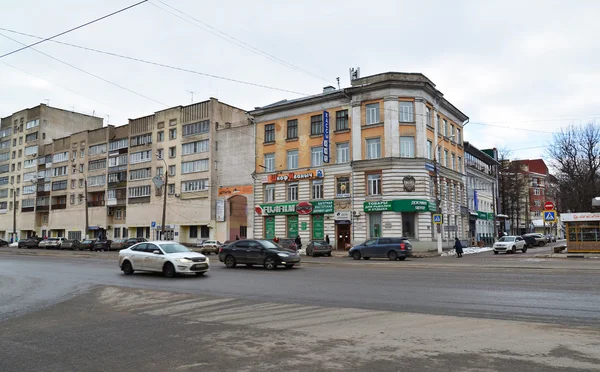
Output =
[
  {"x1": 312, "y1": 241, "x2": 328, "y2": 246},
  {"x1": 498, "y1": 236, "x2": 515, "y2": 242},
  {"x1": 258, "y1": 240, "x2": 282, "y2": 249},
  {"x1": 48, "y1": 238, "x2": 58, "y2": 241},
  {"x1": 160, "y1": 243, "x2": 192, "y2": 254},
  {"x1": 83, "y1": 240, "x2": 93, "y2": 244}
]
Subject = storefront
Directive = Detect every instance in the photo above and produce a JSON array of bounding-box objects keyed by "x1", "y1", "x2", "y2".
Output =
[
  {"x1": 562, "y1": 213, "x2": 600, "y2": 253},
  {"x1": 363, "y1": 199, "x2": 436, "y2": 239},
  {"x1": 258, "y1": 200, "x2": 334, "y2": 241}
]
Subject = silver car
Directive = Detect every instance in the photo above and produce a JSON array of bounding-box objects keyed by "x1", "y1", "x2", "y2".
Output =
[{"x1": 493, "y1": 236, "x2": 527, "y2": 254}]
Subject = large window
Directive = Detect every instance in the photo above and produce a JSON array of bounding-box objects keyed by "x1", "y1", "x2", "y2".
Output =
[
  {"x1": 311, "y1": 114, "x2": 323, "y2": 135},
  {"x1": 130, "y1": 133, "x2": 152, "y2": 147},
  {"x1": 26, "y1": 119, "x2": 39, "y2": 129},
  {"x1": 25, "y1": 132, "x2": 38, "y2": 142},
  {"x1": 52, "y1": 166, "x2": 68, "y2": 177},
  {"x1": 312, "y1": 180, "x2": 323, "y2": 199},
  {"x1": 22, "y1": 198, "x2": 35, "y2": 207},
  {"x1": 287, "y1": 182, "x2": 298, "y2": 201},
  {"x1": 109, "y1": 138, "x2": 128, "y2": 151},
  {"x1": 443, "y1": 119, "x2": 448, "y2": 137},
  {"x1": 25, "y1": 145, "x2": 38, "y2": 156},
  {"x1": 336, "y1": 110, "x2": 348, "y2": 131},
  {"x1": 264, "y1": 153, "x2": 275, "y2": 172},
  {"x1": 182, "y1": 179, "x2": 208, "y2": 192},
  {"x1": 183, "y1": 120, "x2": 210, "y2": 137},
  {"x1": 22, "y1": 185, "x2": 36, "y2": 195},
  {"x1": 264, "y1": 124, "x2": 275, "y2": 143},
  {"x1": 400, "y1": 137, "x2": 415, "y2": 158},
  {"x1": 0, "y1": 176, "x2": 8, "y2": 186},
  {"x1": 399, "y1": 101, "x2": 414, "y2": 122},
  {"x1": 88, "y1": 174, "x2": 106, "y2": 187},
  {"x1": 425, "y1": 107, "x2": 431, "y2": 127},
  {"x1": 264, "y1": 184, "x2": 275, "y2": 202},
  {"x1": 89, "y1": 144, "x2": 107, "y2": 156},
  {"x1": 24, "y1": 171, "x2": 37, "y2": 182},
  {"x1": 534, "y1": 188, "x2": 541, "y2": 195},
  {"x1": 336, "y1": 176, "x2": 350, "y2": 197},
  {"x1": 129, "y1": 168, "x2": 151, "y2": 180},
  {"x1": 182, "y1": 139, "x2": 209, "y2": 155},
  {"x1": 182, "y1": 159, "x2": 209, "y2": 174},
  {"x1": 427, "y1": 140, "x2": 433, "y2": 160},
  {"x1": 88, "y1": 159, "x2": 107, "y2": 171},
  {"x1": 0, "y1": 152, "x2": 9, "y2": 162},
  {"x1": 0, "y1": 140, "x2": 9, "y2": 149},
  {"x1": 287, "y1": 150, "x2": 298, "y2": 170},
  {"x1": 336, "y1": 142, "x2": 349, "y2": 164},
  {"x1": 130, "y1": 150, "x2": 152, "y2": 164},
  {"x1": 456, "y1": 128, "x2": 462, "y2": 145},
  {"x1": 52, "y1": 180, "x2": 67, "y2": 191},
  {"x1": 451, "y1": 153, "x2": 456, "y2": 170},
  {"x1": 287, "y1": 119, "x2": 298, "y2": 139},
  {"x1": 366, "y1": 138, "x2": 381, "y2": 159},
  {"x1": 369, "y1": 213, "x2": 382, "y2": 238},
  {"x1": 108, "y1": 154, "x2": 127, "y2": 167},
  {"x1": 367, "y1": 173, "x2": 381, "y2": 195},
  {"x1": 128, "y1": 185, "x2": 151, "y2": 198},
  {"x1": 311, "y1": 147, "x2": 323, "y2": 167},
  {"x1": 366, "y1": 103, "x2": 380, "y2": 125}
]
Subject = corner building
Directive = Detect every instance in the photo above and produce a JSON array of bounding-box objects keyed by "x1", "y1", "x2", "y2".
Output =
[{"x1": 251, "y1": 72, "x2": 469, "y2": 251}]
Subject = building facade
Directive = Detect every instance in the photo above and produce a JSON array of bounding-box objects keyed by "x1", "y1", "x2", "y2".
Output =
[
  {"x1": 0, "y1": 99, "x2": 254, "y2": 244},
  {"x1": 251, "y1": 72, "x2": 469, "y2": 251}
]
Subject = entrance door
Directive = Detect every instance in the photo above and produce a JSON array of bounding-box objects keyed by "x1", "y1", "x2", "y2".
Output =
[{"x1": 336, "y1": 224, "x2": 351, "y2": 250}]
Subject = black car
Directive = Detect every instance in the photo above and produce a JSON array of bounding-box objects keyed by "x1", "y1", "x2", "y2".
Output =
[
  {"x1": 348, "y1": 237, "x2": 413, "y2": 261},
  {"x1": 0, "y1": 239, "x2": 9, "y2": 247},
  {"x1": 93, "y1": 240, "x2": 112, "y2": 251},
  {"x1": 219, "y1": 239, "x2": 301, "y2": 270},
  {"x1": 18, "y1": 238, "x2": 40, "y2": 249},
  {"x1": 123, "y1": 238, "x2": 147, "y2": 249},
  {"x1": 79, "y1": 239, "x2": 95, "y2": 251},
  {"x1": 521, "y1": 235, "x2": 537, "y2": 248},
  {"x1": 60, "y1": 239, "x2": 80, "y2": 250},
  {"x1": 306, "y1": 241, "x2": 332, "y2": 257}
]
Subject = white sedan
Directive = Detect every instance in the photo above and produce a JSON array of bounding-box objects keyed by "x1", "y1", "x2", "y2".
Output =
[
  {"x1": 493, "y1": 236, "x2": 527, "y2": 254},
  {"x1": 119, "y1": 241, "x2": 209, "y2": 277}
]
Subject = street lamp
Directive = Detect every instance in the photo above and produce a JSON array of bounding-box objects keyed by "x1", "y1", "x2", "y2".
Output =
[
  {"x1": 156, "y1": 153, "x2": 168, "y2": 241},
  {"x1": 9, "y1": 182, "x2": 16, "y2": 243},
  {"x1": 433, "y1": 135, "x2": 455, "y2": 254},
  {"x1": 73, "y1": 165, "x2": 89, "y2": 240}
]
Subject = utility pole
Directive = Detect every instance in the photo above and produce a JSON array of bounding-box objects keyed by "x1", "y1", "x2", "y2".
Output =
[
  {"x1": 161, "y1": 168, "x2": 168, "y2": 240},
  {"x1": 74, "y1": 166, "x2": 89, "y2": 239},
  {"x1": 11, "y1": 183, "x2": 16, "y2": 242},
  {"x1": 433, "y1": 155, "x2": 442, "y2": 254}
]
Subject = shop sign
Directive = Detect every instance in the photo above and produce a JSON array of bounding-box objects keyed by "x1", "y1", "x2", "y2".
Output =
[
  {"x1": 218, "y1": 185, "x2": 253, "y2": 197},
  {"x1": 312, "y1": 215, "x2": 324, "y2": 240},
  {"x1": 312, "y1": 200, "x2": 334, "y2": 214},
  {"x1": 301, "y1": 222, "x2": 308, "y2": 230},
  {"x1": 364, "y1": 201, "x2": 393, "y2": 212},
  {"x1": 258, "y1": 200, "x2": 334, "y2": 215},
  {"x1": 259, "y1": 203, "x2": 297, "y2": 215},
  {"x1": 477, "y1": 211, "x2": 488, "y2": 220},
  {"x1": 296, "y1": 201, "x2": 313, "y2": 215},
  {"x1": 216, "y1": 199, "x2": 225, "y2": 222},
  {"x1": 363, "y1": 199, "x2": 436, "y2": 213},
  {"x1": 263, "y1": 169, "x2": 324, "y2": 183},
  {"x1": 334, "y1": 211, "x2": 352, "y2": 221},
  {"x1": 561, "y1": 213, "x2": 600, "y2": 222}
]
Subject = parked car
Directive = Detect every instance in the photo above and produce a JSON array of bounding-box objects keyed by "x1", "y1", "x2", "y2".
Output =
[
  {"x1": 60, "y1": 239, "x2": 80, "y2": 250},
  {"x1": 119, "y1": 241, "x2": 210, "y2": 277},
  {"x1": 110, "y1": 239, "x2": 129, "y2": 250},
  {"x1": 306, "y1": 241, "x2": 332, "y2": 257},
  {"x1": 348, "y1": 237, "x2": 413, "y2": 261},
  {"x1": 493, "y1": 235, "x2": 527, "y2": 254},
  {"x1": 0, "y1": 239, "x2": 8, "y2": 247},
  {"x1": 545, "y1": 234, "x2": 557, "y2": 243},
  {"x1": 79, "y1": 239, "x2": 95, "y2": 251},
  {"x1": 278, "y1": 238, "x2": 298, "y2": 252},
  {"x1": 123, "y1": 238, "x2": 147, "y2": 249},
  {"x1": 44, "y1": 237, "x2": 66, "y2": 249},
  {"x1": 196, "y1": 240, "x2": 221, "y2": 255},
  {"x1": 93, "y1": 240, "x2": 112, "y2": 251},
  {"x1": 38, "y1": 239, "x2": 51, "y2": 249},
  {"x1": 18, "y1": 238, "x2": 40, "y2": 249},
  {"x1": 523, "y1": 233, "x2": 546, "y2": 246},
  {"x1": 521, "y1": 235, "x2": 537, "y2": 248},
  {"x1": 219, "y1": 239, "x2": 300, "y2": 270}
]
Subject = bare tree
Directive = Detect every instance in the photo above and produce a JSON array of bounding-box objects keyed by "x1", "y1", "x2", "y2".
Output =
[
  {"x1": 498, "y1": 149, "x2": 528, "y2": 234},
  {"x1": 546, "y1": 122, "x2": 600, "y2": 212}
]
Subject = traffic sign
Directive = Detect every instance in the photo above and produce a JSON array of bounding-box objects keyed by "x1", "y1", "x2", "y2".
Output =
[
  {"x1": 151, "y1": 221, "x2": 156, "y2": 228},
  {"x1": 432, "y1": 214, "x2": 443, "y2": 224},
  {"x1": 544, "y1": 201, "x2": 554, "y2": 210},
  {"x1": 543, "y1": 210, "x2": 557, "y2": 223}
]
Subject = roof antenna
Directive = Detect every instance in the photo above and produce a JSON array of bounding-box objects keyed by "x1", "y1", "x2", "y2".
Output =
[
  {"x1": 336, "y1": 77, "x2": 340, "y2": 90},
  {"x1": 186, "y1": 90, "x2": 195, "y2": 104}
]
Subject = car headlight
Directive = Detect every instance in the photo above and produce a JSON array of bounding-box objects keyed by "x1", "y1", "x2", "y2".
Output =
[
  {"x1": 277, "y1": 253, "x2": 289, "y2": 257},
  {"x1": 179, "y1": 258, "x2": 193, "y2": 263}
]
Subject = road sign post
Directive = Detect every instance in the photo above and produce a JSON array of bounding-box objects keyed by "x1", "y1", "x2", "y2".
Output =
[
  {"x1": 432, "y1": 214, "x2": 443, "y2": 225},
  {"x1": 543, "y1": 210, "x2": 557, "y2": 223},
  {"x1": 544, "y1": 201, "x2": 555, "y2": 210}
]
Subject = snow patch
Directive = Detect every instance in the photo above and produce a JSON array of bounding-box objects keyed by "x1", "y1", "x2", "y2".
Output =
[
  {"x1": 9, "y1": 242, "x2": 18, "y2": 248},
  {"x1": 441, "y1": 246, "x2": 494, "y2": 257}
]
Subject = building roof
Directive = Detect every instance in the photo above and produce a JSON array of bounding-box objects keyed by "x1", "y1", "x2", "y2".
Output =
[
  {"x1": 464, "y1": 142, "x2": 499, "y2": 165},
  {"x1": 512, "y1": 159, "x2": 548, "y2": 175}
]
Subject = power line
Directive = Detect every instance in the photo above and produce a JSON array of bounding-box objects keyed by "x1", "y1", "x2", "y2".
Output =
[
  {"x1": 150, "y1": 0, "x2": 332, "y2": 84},
  {"x1": 0, "y1": 28, "x2": 308, "y2": 96},
  {"x1": 0, "y1": 0, "x2": 148, "y2": 60}
]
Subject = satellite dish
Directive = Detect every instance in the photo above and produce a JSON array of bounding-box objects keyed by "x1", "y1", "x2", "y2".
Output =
[{"x1": 152, "y1": 175, "x2": 164, "y2": 189}]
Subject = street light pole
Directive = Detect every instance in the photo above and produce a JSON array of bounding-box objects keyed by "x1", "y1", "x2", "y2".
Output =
[
  {"x1": 433, "y1": 136, "x2": 455, "y2": 254},
  {"x1": 10, "y1": 183, "x2": 16, "y2": 242},
  {"x1": 74, "y1": 166, "x2": 89, "y2": 239},
  {"x1": 157, "y1": 155, "x2": 168, "y2": 241}
]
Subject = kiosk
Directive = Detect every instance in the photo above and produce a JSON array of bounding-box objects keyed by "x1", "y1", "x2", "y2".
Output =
[{"x1": 562, "y1": 213, "x2": 600, "y2": 253}]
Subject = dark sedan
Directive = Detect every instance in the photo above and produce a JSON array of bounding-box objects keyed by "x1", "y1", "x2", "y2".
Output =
[
  {"x1": 18, "y1": 238, "x2": 40, "y2": 249},
  {"x1": 219, "y1": 239, "x2": 301, "y2": 270},
  {"x1": 521, "y1": 235, "x2": 537, "y2": 248},
  {"x1": 349, "y1": 237, "x2": 413, "y2": 261},
  {"x1": 93, "y1": 240, "x2": 112, "y2": 251},
  {"x1": 123, "y1": 238, "x2": 147, "y2": 249},
  {"x1": 0, "y1": 239, "x2": 8, "y2": 247},
  {"x1": 78, "y1": 239, "x2": 95, "y2": 251},
  {"x1": 306, "y1": 241, "x2": 332, "y2": 257},
  {"x1": 60, "y1": 239, "x2": 80, "y2": 250}
]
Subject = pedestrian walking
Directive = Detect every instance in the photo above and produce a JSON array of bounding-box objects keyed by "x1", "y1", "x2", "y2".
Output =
[
  {"x1": 295, "y1": 235, "x2": 302, "y2": 249},
  {"x1": 235, "y1": 235, "x2": 239, "y2": 240},
  {"x1": 325, "y1": 234, "x2": 330, "y2": 245},
  {"x1": 454, "y1": 237, "x2": 464, "y2": 258}
]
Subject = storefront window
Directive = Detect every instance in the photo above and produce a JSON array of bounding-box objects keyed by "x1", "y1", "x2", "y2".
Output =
[
  {"x1": 264, "y1": 217, "x2": 275, "y2": 239},
  {"x1": 312, "y1": 215, "x2": 324, "y2": 240},
  {"x1": 287, "y1": 215, "x2": 298, "y2": 238},
  {"x1": 369, "y1": 213, "x2": 382, "y2": 238},
  {"x1": 401, "y1": 212, "x2": 415, "y2": 238}
]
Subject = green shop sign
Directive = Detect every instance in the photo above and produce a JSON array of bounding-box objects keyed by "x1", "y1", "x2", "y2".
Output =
[
  {"x1": 260, "y1": 200, "x2": 334, "y2": 215},
  {"x1": 477, "y1": 211, "x2": 494, "y2": 220},
  {"x1": 363, "y1": 199, "x2": 436, "y2": 213}
]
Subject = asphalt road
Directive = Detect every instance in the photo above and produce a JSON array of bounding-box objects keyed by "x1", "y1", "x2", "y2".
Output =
[{"x1": 1, "y1": 254, "x2": 599, "y2": 371}]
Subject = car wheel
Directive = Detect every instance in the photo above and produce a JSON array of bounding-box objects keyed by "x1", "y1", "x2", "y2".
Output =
[
  {"x1": 264, "y1": 257, "x2": 277, "y2": 270},
  {"x1": 388, "y1": 251, "x2": 398, "y2": 261},
  {"x1": 511, "y1": 246, "x2": 517, "y2": 254},
  {"x1": 352, "y1": 251, "x2": 361, "y2": 260},
  {"x1": 363, "y1": 257, "x2": 370, "y2": 260},
  {"x1": 225, "y1": 255, "x2": 237, "y2": 268},
  {"x1": 122, "y1": 261, "x2": 134, "y2": 275},
  {"x1": 195, "y1": 272, "x2": 206, "y2": 276},
  {"x1": 494, "y1": 251, "x2": 499, "y2": 255},
  {"x1": 245, "y1": 264, "x2": 253, "y2": 267},
  {"x1": 311, "y1": 251, "x2": 316, "y2": 257},
  {"x1": 326, "y1": 252, "x2": 332, "y2": 257},
  {"x1": 522, "y1": 246, "x2": 528, "y2": 253},
  {"x1": 285, "y1": 264, "x2": 294, "y2": 269},
  {"x1": 397, "y1": 257, "x2": 406, "y2": 261},
  {"x1": 163, "y1": 262, "x2": 176, "y2": 278}
]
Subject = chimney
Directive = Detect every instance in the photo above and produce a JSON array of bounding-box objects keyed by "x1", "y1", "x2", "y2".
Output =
[{"x1": 323, "y1": 86, "x2": 336, "y2": 93}]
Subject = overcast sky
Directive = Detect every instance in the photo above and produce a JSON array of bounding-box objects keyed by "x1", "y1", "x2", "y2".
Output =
[{"x1": 1, "y1": 0, "x2": 599, "y2": 160}]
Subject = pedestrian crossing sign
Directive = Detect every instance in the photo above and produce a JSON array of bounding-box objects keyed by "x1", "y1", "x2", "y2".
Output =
[
  {"x1": 543, "y1": 210, "x2": 557, "y2": 223},
  {"x1": 432, "y1": 214, "x2": 443, "y2": 224}
]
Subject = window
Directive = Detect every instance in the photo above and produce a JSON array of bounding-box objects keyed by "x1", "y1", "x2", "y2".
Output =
[
  {"x1": 70, "y1": 194, "x2": 75, "y2": 204},
  {"x1": 26, "y1": 119, "x2": 39, "y2": 129},
  {"x1": 156, "y1": 149, "x2": 164, "y2": 159},
  {"x1": 108, "y1": 154, "x2": 127, "y2": 167},
  {"x1": 25, "y1": 132, "x2": 38, "y2": 142},
  {"x1": 311, "y1": 147, "x2": 323, "y2": 167},
  {"x1": 52, "y1": 166, "x2": 67, "y2": 177},
  {"x1": 79, "y1": 164, "x2": 84, "y2": 173},
  {"x1": 52, "y1": 180, "x2": 67, "y2": 191},
  {"x1": 287, "y1": 182, "x2": 298, "y2": 201},
  {"x1": 200, "y1": 225, "x2": 209, "y2": 239},
  {"x1": 400, "y1": 137, "x2": 415, "y2": 158},
  {"x1": 336, "y1": 176, "x2": 350, "y2": 197},
  {"x1": 534, "y1": 188, "x2": 541, "y2": 195},
  {"x1": 169, "y1": 128, "x2": 177, "y2": 140},
  {"x1": 71, "y1": 180, "x2": 76, "y2": 189},
  {"x1": 366, "y1": 138, "x2": 381, "y2": 159},
  {"x1": 0, "y1": 140, "x2": 9, "y2": 149},
  {"x1": 181, "y1": 159, "x2": 209, "y2": 174},
  {"x1": 129, "y1": 185, "x2": 151, "y2": 198},
  {"x1": 444, "y1": 149, "x2": 449, "y2": 167},
  {"x1": 89, "y1": 144, "x2": 107, "y2": 156},
  {"x1": 437, "y1": 147, "x2": 442, "y2": 162},
  {"x1": 157, "y1": 131, "x2": 164, "y2": 142},
  {"x1": 88, "y1": 174, "x2": 106, "y2": 187},
  {"x1": 25, "y1": 145, "x2": 38, "y2": 156},
  {"x1": 130, "y1": 150, "x2": 152, "y2": 164},
  {"x1": 336, "y1": 110, "x2": 348, "y2": 130},
  {"x1": 367, "y1": 173, "x2": 382, "y2": 195},
  {"x1": 53, "y1": 152, "x2": 68, "y2": 163},
  {"x1": 310, "y1": 114, "x2": 323, "y2": 135},
  {"x1": 399, "y1": 102, "x2": 414, "y2": 122},
  {"x1": 264, "y1": 184, "x2": 275, "y2": 202},
  {"x1": 22, "y1": 198, "x2": 34, "y2": 208},
  {"x1": 312, "y1": 179, "x2": 323, "y2": 199},
  {"x1": 458, "y1": 156, "x2": 462, "y2": 173},
  {"x1": 169, "y1": 119, "x2": 177, "y2": 127},
  {"x1": 22, "y1": 185, "x2": 35, "y2": 195},
  {"x1": 450, "y1": 124, "x2": 455, "y2": 139},
  {"x1": 72, "y1": 151, "x2": 77, "y2": 160},
  {"x1": 183, "y1": 120, "x2": 209, "y2": 136},
  {"x1": 287, "y1": 119, "x2": 298, "y2": 139},
  {"x1": 264, "y1": 153, "x2": 275, "y2": 172},
  {"x1": 129, "y1": 168, "x2": 151, "y2": 180},
  {"x1": 427, "y1": 140, "x2": 433, "y2": 160},
  {"x1": 18, "y1": 149, "x2": 22, "y2": 158},
  {"x1": 168, "y1": 165, "x2": 176, "y2": 176},
  {"x1": 264, "y1": 124, "x2": 275, "y2": 143},
  {"x1": 336, "y1": 142, "x2": 349, "y2": 164},
  {"x1": 451, "y1": 153, "x2": 456, "y2": 170},
  {"x1": 182, "y1": 139, "x2": 209, "y2": 155},
  {"x1": 79, "y1": 179, "x2": 84, "y2": 188},
  {"x1": 169, "y1": 147, "x2": 176, "y2": 158},
  {"x1": 182, "y1": 179, "x2": 208, "y2": 192},
  {"x1": 456, "y1": 128, "x2": 462, "y2": 144},
  {"x1": 168, "y1": 184, "x2": 175, "y2": 195},
  {"x1": 369, "y1": 213, "x2": 382, "y2": 238},
  {"x1": 287, "y1": 150, "x2": 298, "y2": 170},
  {"x1": 0, "y1": 152, "x2": 9, "y2": 162},
  {"x1": 19, "y1": 137, "x2": 22, "y2": 145},
  {"x1": 534, "y1": 200, "x2": 541, "y2": 206},
  {"x1": 0, "y1": 176, "x2": 8, "y2": 186},
  {"x1": 190, "y1": 226, "x2": 198, "y2": 238},
  {"x1": 443, "y1": 119, "x2": 448, "y2": 137},
  {"x1": 109, "y1": 138, "x2": 128, "y2": 151},
  {"x1": 453, "y1": 184, "x2": 457, "y2": 202},
  {"x1": 130, "y1": 133, "x2": 152, "y2": 147},
  {"x1": 113, "y1": 227, "x2": 121, "y2": 238},
  {"x1": 88, "y1": 159, "x2": 106, "y2": 171},
  {"x1": 156, "y1": 167, "x2": 163, "y2": 177},
  {"x1": 80, "y1": 149, "x2": 84, "y2": 158},
  {"x1": 366, "y1": 103, "x2": 380, "y2": 125}
]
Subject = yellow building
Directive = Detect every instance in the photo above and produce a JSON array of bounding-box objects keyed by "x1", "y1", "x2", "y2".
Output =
[{"x1": 251, "y1": 72, "x2": 469, "y2": 251}]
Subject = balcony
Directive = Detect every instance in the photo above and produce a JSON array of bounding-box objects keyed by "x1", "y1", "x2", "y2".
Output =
[
  {"x1": 21, "y1": 206, "x2": 35, "y2": 213},
  {"x1": 36, "y1": 205, "x2": 49, "y2": 211},
  {"x1": 37, "y1": 191, "x2": 50, "y2": 197},
  {"x1": 87, "y1": 200, "x2": 106, "y2": 207},
  {"x1": 107, "y1": 198, "x2": 126, "y2": 206},
  {"x1": 51, "y1": 203, "x2": 67, "y2": 210},
  {"x1": 108, "y1": 165, "x2": 128, "y2": 173},
  {"x1": 108, "y1": 181, "x2": 127, "y2": 189}
]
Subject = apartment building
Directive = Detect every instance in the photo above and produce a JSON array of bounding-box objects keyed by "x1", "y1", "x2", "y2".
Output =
[
  {"x1": 0, "y1": 99, "x2": 254, "y2": 244},
  {"x1": 0, "y1": 104, "x2": 103, "y2": 241},
  {"x1": 251, "y1": 72, "x2": 469, "y2": 251}
]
